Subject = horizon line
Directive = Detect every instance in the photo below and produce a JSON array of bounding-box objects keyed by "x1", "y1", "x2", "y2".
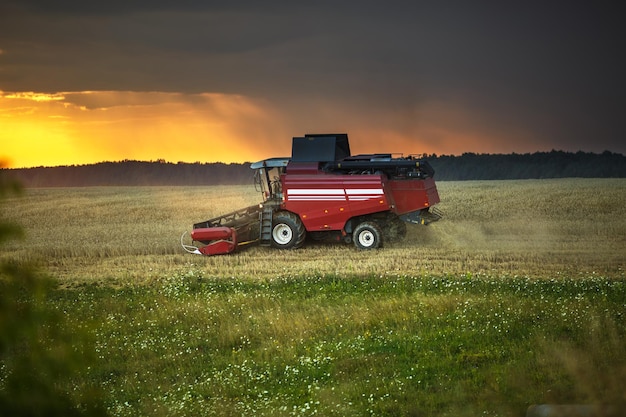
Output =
[{"x1": 2, "y1": 148, "x2": 624, "y2": 170}]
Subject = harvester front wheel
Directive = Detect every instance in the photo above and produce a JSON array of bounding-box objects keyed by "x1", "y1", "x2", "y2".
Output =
[
  {"x1": 271, "y1": 211, "x2": 306, "y2": 249},
  {"x1": 353, "y1": 222, "x2": 382, "y2": 250}
]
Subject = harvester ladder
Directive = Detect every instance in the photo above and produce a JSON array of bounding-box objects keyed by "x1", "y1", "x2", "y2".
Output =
[{"x1": 259, "y1": 207, "x2": 273, "y2": 246}]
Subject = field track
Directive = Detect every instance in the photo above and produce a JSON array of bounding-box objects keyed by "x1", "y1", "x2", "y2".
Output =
[{"x1": 3, "y1": 178, "x2": 624, "y2": 283}]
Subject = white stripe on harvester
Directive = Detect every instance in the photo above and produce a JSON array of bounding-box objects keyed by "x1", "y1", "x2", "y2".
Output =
[
  {"x1": 288, "y1": 197, "x2": 346, "y2": 201},
  {"x1": 286, "y1": 188, "x2": 384, "y2": 201},
  {"x1": 288, "y1": 189, "x2": 344, "y2": 195},
  {"x1": 345, "y1": 188, "x2": 384, "y2": 195}
]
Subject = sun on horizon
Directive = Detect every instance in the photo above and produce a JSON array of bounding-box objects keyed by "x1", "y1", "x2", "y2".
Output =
[{"x1": 0, "y1": 90, "x2": 295, "y2": 169}]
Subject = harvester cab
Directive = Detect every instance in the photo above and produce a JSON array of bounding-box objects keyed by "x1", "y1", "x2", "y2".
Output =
[
  {"x1": 252, "y1": 158, "x2": 289, "y2": 202},
  {"x1": 181, "y1": 133, "x2": 441, "y2": 256}
]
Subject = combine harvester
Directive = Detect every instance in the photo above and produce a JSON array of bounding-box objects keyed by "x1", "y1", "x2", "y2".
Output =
[{"x1": 182, "y1": 134, "x2": 441, "y2": 255}]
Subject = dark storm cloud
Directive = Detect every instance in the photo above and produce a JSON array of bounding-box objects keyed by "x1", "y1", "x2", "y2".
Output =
[{"x1": 1, "y1": 1, "x2": 624, "y2": 153}]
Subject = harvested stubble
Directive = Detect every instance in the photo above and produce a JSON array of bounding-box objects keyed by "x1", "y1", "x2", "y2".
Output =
[{"x1": 2, "y1": 179, "x2": 624, "y2": 284}]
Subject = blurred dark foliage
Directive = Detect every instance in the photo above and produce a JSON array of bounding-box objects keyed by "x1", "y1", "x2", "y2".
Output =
[{"x1": 0, "y1": 170, "x2": 108, "y2": 416}]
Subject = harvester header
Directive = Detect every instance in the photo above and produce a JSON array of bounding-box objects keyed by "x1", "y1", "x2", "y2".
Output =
[{"x1": 181, "y1": 133, "x2": 441, "y2": 255}]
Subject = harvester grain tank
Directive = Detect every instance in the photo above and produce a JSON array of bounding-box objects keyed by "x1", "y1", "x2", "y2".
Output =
[{"x1": 181, "y1": 134, "x2": 441, "y2": 255}]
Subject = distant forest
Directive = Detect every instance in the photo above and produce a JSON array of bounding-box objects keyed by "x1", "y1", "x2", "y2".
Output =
[
  {"x1": 430, "y1": 150, "x2": 626, "y2": 181},
  {"x1": 3, "y1": 150, "x2": 625, "y2": 187}
]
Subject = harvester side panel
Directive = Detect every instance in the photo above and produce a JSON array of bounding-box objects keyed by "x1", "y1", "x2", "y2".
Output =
[
  {"x1": 342, "y1": 175, "x2": 391, "y2": 218},
  {"x1": 282, "y1": 173, "x2": 391, "y2": 232},
  {"x1": 387, "y1": 177, "x2": 440, "y2": 215}
]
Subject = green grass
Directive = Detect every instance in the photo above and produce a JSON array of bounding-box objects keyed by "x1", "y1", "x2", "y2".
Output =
[{"x1": 29, "y1": 271, "x2": 624, "y2": 416}]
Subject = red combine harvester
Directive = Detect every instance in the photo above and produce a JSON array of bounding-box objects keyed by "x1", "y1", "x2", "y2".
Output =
[{"x1": 181, "y1": 134, "x2": 441, "y2": 255}]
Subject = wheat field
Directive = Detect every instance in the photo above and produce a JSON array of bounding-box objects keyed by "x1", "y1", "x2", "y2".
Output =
[{"x1": 2, "y1": 178, "x2": 624, "y2": 284}]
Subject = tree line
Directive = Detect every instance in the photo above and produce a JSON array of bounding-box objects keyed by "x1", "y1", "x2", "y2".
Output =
[
  {"x1": 3, "y1": 150, "x2": 625, "y2": 187},
  {"x1": 428, "y1": 150, "x2": 626, "y2": 181},
  {"x1": 3, "y1": 160, "x2": 254, "y2": 187}
]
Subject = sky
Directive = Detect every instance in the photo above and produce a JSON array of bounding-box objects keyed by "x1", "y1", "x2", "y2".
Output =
[{"x1": 1, "y1": 1, "x2": 624, "y2": 168}]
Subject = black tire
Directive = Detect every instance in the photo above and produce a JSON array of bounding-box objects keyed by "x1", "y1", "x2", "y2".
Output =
[
  {"x1": 271, "y1": 211, "x2": 306, "y2": 249},
  {"x1": 353, "y1": 221, "x2": 383, "y2": 250}
]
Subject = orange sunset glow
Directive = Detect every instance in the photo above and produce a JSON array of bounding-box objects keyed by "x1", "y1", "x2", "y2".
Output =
[
  {"x1": 0, "y1": 91, "x2": 297, "y2": 168},
  {"x1": 1, "y1": 90, "x2": 541, "y2": 169}
]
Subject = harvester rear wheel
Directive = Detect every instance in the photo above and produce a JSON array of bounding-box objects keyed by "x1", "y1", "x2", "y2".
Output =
[
  {"x1": 353, "y1": 221, "x2": 382, "y2": 250},
  {"x1": 271, "y1": 211, "x2": 306, "y2": 249}
]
